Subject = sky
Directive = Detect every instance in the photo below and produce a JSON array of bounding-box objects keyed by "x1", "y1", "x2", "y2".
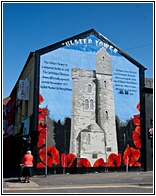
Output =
[
  {"x1": 2, "y1": 2, "x2": 153, "y2": 98},
  {"x1": 39, "y1": 35, "x2": 140, "y2": 122}
]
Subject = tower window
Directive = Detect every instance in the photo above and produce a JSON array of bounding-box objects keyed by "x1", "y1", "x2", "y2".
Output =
[
  {"x1": 87, "y1": 84, "x2": 92, "y2": 93},
  {"x1": 104, "y1": 80, "x2": 107, "y2": 88},
  {"x1": 102, "y1": 56, "x2": 105, "y2": 62},
  {"x1": 84, "y1": 99, "x2": 89, "y2": 109},
  {"x1": 90, "y1": 99, "x2": 94, "y2": 109},
  {"x1": 104, "y1": 111, "x2": 108, "y2": 120}
]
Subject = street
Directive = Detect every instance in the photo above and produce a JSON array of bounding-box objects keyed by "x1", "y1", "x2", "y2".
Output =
[
  {"x1": 3, "y1": 184, "x2": 153, "y2": 194},
  {"x1": 3, "y1": 171, "x2": 154, "y2": 194}
]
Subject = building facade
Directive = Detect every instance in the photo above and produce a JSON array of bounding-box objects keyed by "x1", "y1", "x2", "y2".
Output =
[{"x1": 3, "y1": 29, "x2": 153, "y2": 176}]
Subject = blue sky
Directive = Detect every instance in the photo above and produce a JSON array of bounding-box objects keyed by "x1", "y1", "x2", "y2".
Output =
[
  {"x1": 3, "y1": 2, "x2": 153, "y2": 98},
  {"x1": 39, "y1": 41, "x2": 140, "y2": 123}
]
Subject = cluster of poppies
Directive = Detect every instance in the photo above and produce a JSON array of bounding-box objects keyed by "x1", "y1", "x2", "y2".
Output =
[{"x1": 36, "y1": 94, "x2": 141, "y2": 168}]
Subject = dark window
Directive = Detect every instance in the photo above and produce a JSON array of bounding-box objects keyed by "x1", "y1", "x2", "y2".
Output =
[
  {"x1": 87, "y1": 84, "x2": 92, "y2": 93},
  {"x1": 84, "y1": 99, "x2": 89, "y2": 109}
]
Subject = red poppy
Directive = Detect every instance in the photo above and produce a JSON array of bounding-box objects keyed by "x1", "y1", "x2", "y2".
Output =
[
  {"x1": 132, "y1": 126, "x2": 141, "y2": 149},
  {"x1": 38, "y1": 126, "x2": 48, "y2": 139},
  {"x1": 123, "y1": 147, "x2": 140, "y2": 166},
  {"x1": 36, "y1": 162, "x2": 45, "y2": 168},
  {"x1": 136, "y1": 102, "x2": 140, "y2": 111},
  {"x1": 37, "y1": 137, "x2": 45, "y2": 148},
  {"x1": 107, "y1": 153, "x2": 122, "y2": 167},
  {"x1": 61, "y1": 153, "x2": 77, "y2": 168},
  {"x1": 38, "y1": 108, "x2": 48, "y2": 121},
  {"x1": 133, "y1": 114, "x2": 140, "y2": 126},
  {"x1": 37, "y1": 125, "x2": 48, "y2": 147},
  {"x1": 39, "y1": 94, "x2": 44, "y2": 105},
  {"x1": 77, "y1": 158, "x2": 91, "y2": 167},
  {"x1": 93, "y1": 158, "x2": 106, "y2": 167},
  {"x1": 38, "y1": 121, "x2": 44, "y2": 131},
  {"x1": 39, "y1": 146, "x2": 60, "y2": 167}
]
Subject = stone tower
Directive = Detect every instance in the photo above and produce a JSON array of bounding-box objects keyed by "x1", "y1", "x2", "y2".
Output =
[
  {"x1": 96, "y1": 47, "x2": 118, "y2": 157},
  {"x1": 69, "y1": 47, "x2": 118, "y2": 165}
]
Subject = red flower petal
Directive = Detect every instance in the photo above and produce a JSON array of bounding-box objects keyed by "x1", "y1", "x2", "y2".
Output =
[
  {"x1": 132, "y1": 126, "x2": 141, "y2": 149},
  {"x1": 135, "y1": 126, "x2": 141, "y2": 134},
  {"x1": 37, "y1": 137, "x2": 45, "y2": 147},
  {"x1": 39, "y1": 146, "x2": 60, "y2": 167},
  {"x1": 136, "y1": 102, "x2": 140, "y2": 111},
  {"x1": 123, "y1": 147, "x2": 140, "y2": 166},
  {"x1": 36, "y1": 162, "x2": 45, "y2": 168},
  {"x1": 133, "y1": 114, "x2": 140, "y2": 126},
  {"x1": 107, "y1": 153, "x2": 122, "y2": 167},
  {"x1": 132, "y1": 130, "x2": 140, "y2": 141},
  {"x1": 77, "y1": 158, "x2": 91, "y2": 167},
  {"x1": 38, "y1": 108, "x2": 48, "y2": 121},
  {"x1": 61, "y1": 153, "x2": 77, "y2": 168},
  {"x1": 93, "y1": 158, "x2": 106, "y2": 167},
  {"x1": 134, "y1": 140, "x2": 141, "y2": 149},
  {"x1": 39, "y1": 94, "x2": 44, "y2": 105},
  {"x1": 38, "y1": 127, "x2": 48, "y2": 139},
  {"x1": 134, "y1": 162, "x2": 141, "y2": 167}
]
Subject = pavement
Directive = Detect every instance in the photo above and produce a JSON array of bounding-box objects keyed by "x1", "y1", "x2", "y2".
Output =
[{"x1": 3, "y1": 171, "x2": 154, "y2": 190}]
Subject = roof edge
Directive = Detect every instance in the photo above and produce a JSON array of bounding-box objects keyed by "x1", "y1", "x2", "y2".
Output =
[{"x1": 35, "y1": 28, "x2": 145, "y2": 70}]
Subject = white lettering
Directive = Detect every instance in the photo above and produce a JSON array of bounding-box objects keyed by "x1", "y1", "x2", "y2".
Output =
[
  {"x1": 63, "y1": 38, "x2": 118, "y2": 53},
  {"x1": 79, "y1": 39, "x2": 83, "y2": 44},
  {"x1": 83, "y1": 39, "x2": 87, "y2": 44},
  {"x1": 88, "y1": 39, "x2": 92, "y2": 44},
  {"x1": 95, "y1": 40, "x2": 99, "y2": 46}
]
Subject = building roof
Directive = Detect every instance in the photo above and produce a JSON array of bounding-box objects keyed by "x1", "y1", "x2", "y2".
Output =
[{"x1": 36, "y1": 28, "x2": 145, "y2": 71}]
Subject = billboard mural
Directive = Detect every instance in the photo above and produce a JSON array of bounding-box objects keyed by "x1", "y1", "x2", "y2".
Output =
[{"x1": 36, "y1": 33, "x2": 141, "y2": 170}]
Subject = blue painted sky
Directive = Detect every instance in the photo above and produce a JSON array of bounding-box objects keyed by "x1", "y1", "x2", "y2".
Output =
[
  {"x1": 3, "y1": 2, "x2": 153, "y2": 98},
  {"x1": 39, "y1": 35, "x2": 140, "y2": 123}
]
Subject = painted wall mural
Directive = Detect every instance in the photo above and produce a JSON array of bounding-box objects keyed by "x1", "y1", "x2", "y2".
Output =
[{"x1": 36, "y1": 34, "x2": 141, "y2": 170}]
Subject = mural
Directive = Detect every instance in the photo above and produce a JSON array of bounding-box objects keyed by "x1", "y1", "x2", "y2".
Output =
[{"x1": 36, "y1": 34, "x2": 141, "y2": 170}]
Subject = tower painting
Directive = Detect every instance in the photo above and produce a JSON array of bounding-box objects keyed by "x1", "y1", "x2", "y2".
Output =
[
  {"x1": 70, "y1": 48, "x2": 118, "y2": 165},
  {"x1": 37, "y1": 30, "x2": 142, "y2": 170}
]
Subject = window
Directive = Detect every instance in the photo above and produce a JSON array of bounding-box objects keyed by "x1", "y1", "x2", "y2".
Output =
[
  {"x1": 87, "y1": 84, "x2": 92, "y2": 93},
  {"x1": 84, "y1": 99, "x2": 89, "y2": 109},
  {"x1": 90, "y1": 99, "x2": 94, "y2": 109},
  {"x1": 104, "y1": 80, "x2": 107, "y2": 88},
  {"x1": 102, "y1": 55, "x2": 105, "y2": 62},
  {"x1": 106, "y1": 147, "x2": 111, "y2": 152},
  {"x1": 92, "y1": 154, "x2": 97, "y2": 159},
  {"x1": 104, "y1": 111, "x2": 108, "y2": 120}
]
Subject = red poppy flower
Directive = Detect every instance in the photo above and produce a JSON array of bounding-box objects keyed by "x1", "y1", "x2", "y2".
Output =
[
  {"x1": 37, "y1": 118, "x2": 48, "y2": 147},
  {"x1": 38, "y1": 126, "x2": 48, "y2": 139},
  {"x1": 37, "y1": 137, "x2": 45, "y2": 148},
  {"x1": 93, "y1": 158, "x2": 106, "y2": 167},
  {"x1": 123, "y1": 147, "x2": 140, "y2": 166},
  {"x1": 39, "y1": 146, "x2": 60, "y2": 167},
  {"x1": 61, "y1": 153, "x2": 77, "y2": 168},
  {"x1": 77, "y1": 158, "x2": 91, "y2": 167},
  {"x1": 36, "y1": 162, "x2": 45, "y2": 168},
  {"x1": 107, "y1": 153, "x2": 122, "y2": 167},
  {"x1": 38, "y1": 108, "x2": 48, "y2": 121},
  {"x1": 136, "y1": 102, "x2": 140, "y2": 111},
  {"x1": 132, "y1": 126, "x2": 141, "y2": 149},
  {"x1": 39, "y1": 94, "x2": 44, "y2": 105},
  {"x1": 133, "y1": 114, "x2": 140, "y2": 126},
  {"x1": 38, "y1": 122, "x2": 44, "y2": 131}
]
